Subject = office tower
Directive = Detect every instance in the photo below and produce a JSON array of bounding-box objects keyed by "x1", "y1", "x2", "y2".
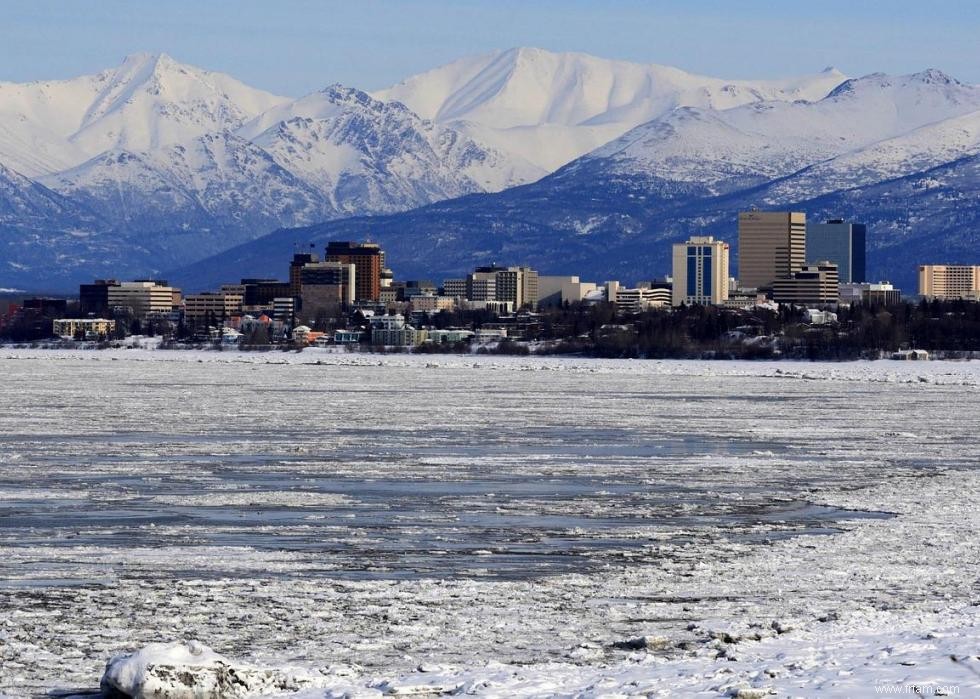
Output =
[
  {"x1": 299, "y1": 261, "x2": 356, "y2": 321},
  {"x1": 806, "y1": 219, "x2": 867, "y2": 283},
  {"x1": 738, "y1": 211, "x2": 806, "y2": 289},
  {"x1": 289, "y1": 252, "x2": 320, "y2": 297},
  {"x1": 240, "y1": 279, "x2": 292, "y2": 308},
  {"x1": 106, "y1": 281, "x2": 177, "y2": 320},
  {"x1": 671, "y1": 236, "x2": 730, "y2": 306},
  {"x1": 325, "y1": 241, "x2": 383, "y2": 301},
  {"x1": 79, "y1": 279, "x2": 120, "y2": 316},
  {"x1": 467, "y1": 265, "x2": 539, "y2": 309},
  {"x1": 184, "y1": 292, "x2": 244, "y2": 327},
  {"x1": 918, "y1": 265, "x2": 980, "y2": 299}
]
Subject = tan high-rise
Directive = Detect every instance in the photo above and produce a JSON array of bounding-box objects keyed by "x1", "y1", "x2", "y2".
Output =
[
  {"x1": 918, "y1": 265, "x2": 980, "y2": 299},
  {"x1": 738, "y1": 211, "x2": 806, "y2": 289}
]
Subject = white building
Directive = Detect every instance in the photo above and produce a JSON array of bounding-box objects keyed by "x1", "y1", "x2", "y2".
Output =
[
  {"x1": 52, "y1": 318, "x2": 115, "y2": 339},
  {"x1": 672, "y1": 236, "x2": 730, "y2": 306},
  {"x1": 370, "y1": 314, "x2": 421, "y2": 346},
  {"x1": 537, "y1": 275, "x2": 599, "y2": 307},
  {"x1": 107, "y1": 281, "x2": 178, "y2": 320}
]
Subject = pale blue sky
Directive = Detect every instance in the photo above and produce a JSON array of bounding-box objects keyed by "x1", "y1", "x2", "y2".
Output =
[{"x1": 2, "y1": 0, "x2": 978, "y2": 95}]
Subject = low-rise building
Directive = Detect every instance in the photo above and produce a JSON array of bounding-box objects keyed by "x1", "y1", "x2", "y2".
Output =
[
  {"x1": 409, "y1": 294, "x2": 455, "y2": 313},
  {"x1": 426, "y1": 328, "x2": 474, "y2": 344},
  {"x1": 334, "y1": 328, "x2": 366, "y2": 344},
  {"x1": 370, "y1": 313, "x2": 422, "y2": 346},
  {"x1": 52, "y1": 318, "x2": 115, "y2": 339},
  {"x1": 610, "y1": 285, "x2": 670, "y2": 314},
  {"x1": 537, "y1": 275, "x2": 599, "y2": 307},
  {"x1": 840, "y1": 282, "x2": 902, "y2": 305},
  {"x1": 804, "y1": 309, "x2": 838, "y2": 325},
  {"x1": 474, "y1": 328, "x2": 507, "y2": 343},
  {"x1": 184, "y1": 292, "x2": 244, "y2": 327}
]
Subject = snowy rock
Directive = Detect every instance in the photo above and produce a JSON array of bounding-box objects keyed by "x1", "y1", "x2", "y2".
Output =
[
  {"x1": 100, "y1": 641, "x2": 319, "y2": 698},
  {"x1": 611, "y1": 635, "x2": 671, "y2": 651}
]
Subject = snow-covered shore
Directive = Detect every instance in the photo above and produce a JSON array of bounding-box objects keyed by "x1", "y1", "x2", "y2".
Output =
[{"x1": 0, "y1": 351, "x2": 977, "y2": 696}]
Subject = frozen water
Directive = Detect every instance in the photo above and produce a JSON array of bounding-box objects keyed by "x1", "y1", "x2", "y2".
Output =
[{"x1": 0, "y1": 349, "x2": 978, "y2": 696}]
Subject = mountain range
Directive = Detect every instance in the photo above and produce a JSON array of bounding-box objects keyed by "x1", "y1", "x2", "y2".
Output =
[{"x1": 0, "y1": 48, "x2": 977, "y2": 292}]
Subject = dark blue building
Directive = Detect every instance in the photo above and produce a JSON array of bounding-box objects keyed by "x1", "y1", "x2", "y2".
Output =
[{"x1": 805, "y1": 219, "x2": 866, "y2": 283}]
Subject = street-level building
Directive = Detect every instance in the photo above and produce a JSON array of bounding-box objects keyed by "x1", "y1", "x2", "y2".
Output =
[
  {"x1": 671, "y1": 236, "x2": 730, "y2": 306},
  {"x1": 369, "y1": 313, "x2": 421, "y2": 346},
  {"x1": 409, "y1": 294, "x2": 455, "y2": 313},
  {"x1": 840, "y1": 282, "x2": 902, "y2": 305},
  {"x1": 52, "y1": 318, "x2": 115, "y2": 339},
  {"x1": 426, "y1": 328, "x2": 474, "y2": 344}
]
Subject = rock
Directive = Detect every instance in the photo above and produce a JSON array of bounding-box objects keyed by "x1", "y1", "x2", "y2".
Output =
[
  {"x1": 771, "y1": 619, "x2": 796, "y2": 634},
  {"x1": 100, "y1": 641, "x2": 319, "y2": 699},
  {"x1": 610, "y1": 635, "x2": 670, "y2": 651},
  {"x1": 731, "y1": 688, "x2": 775, "y2": 698}
]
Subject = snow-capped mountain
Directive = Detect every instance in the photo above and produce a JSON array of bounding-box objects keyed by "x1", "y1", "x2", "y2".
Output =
[
  {"x1": 40, "y1": 132, "x2": 332, "y2": 241},
  {"x1": 241, "y1": 85, "x2": 542, "y2": 214},
  {"x1": 1, "y1": 49, "x2": 979, "y2": 291},
  {"x1": 0, "y1": 52, "x2": 288, "y2": 177},
  {"x1": 173, "y1": 68, "x2": 980, "y2": 295},
  {"x1": 568, "y1": 69, "x2": 980, "y2": 195},
  {"x1": 375, "y1": 47, "x2": 849, "y2": 170}
]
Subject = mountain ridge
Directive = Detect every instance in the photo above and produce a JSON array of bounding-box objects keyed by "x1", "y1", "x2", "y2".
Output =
[{"x1": 1, "y1": 49, "x2": 978, "y2": 291}]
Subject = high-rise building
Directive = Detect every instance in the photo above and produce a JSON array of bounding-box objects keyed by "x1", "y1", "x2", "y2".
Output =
[
  {"x1": 771, "y1": 262, "x2": 840, "y2": 305},
  {"x1": 918, "y1": 265, "x2": 980, "y2": 300},
  {"x1": 289, "y1": 252, "x2": 320, "y2": 297},
  {"x1": 738, "y1": 211, "x2": 806, "y2": 289},
  {"x1": 325, "y1": 241, "x2": 384, "y2": 301},
  {"x1": 806, "y1": 219, "x2": 866, "y2": 283},
  {"x1": 467, "y1": 265, "x2": 539, "y2": 309},
  {"x1": 107, "y1": 281, "x2": 178, "y2": 320},
  {"x1": 298, "y1": 261, "x2": 356, "y2": 324},
  {"x1": 467, "y1": 268, "x2": 499, "y2": 302},
  {"x1": 79, "y1": 279, "x2": 120, "y2": 316},
  {"x1": 671, "y1": 236, "x2": 730, "y2": 306},
  {"x1": 240, "y1": 279, "x2": 291, "y2": 308},
  {"x1": 442, "y1": 279, "x2": 467, "y2": 298}
]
